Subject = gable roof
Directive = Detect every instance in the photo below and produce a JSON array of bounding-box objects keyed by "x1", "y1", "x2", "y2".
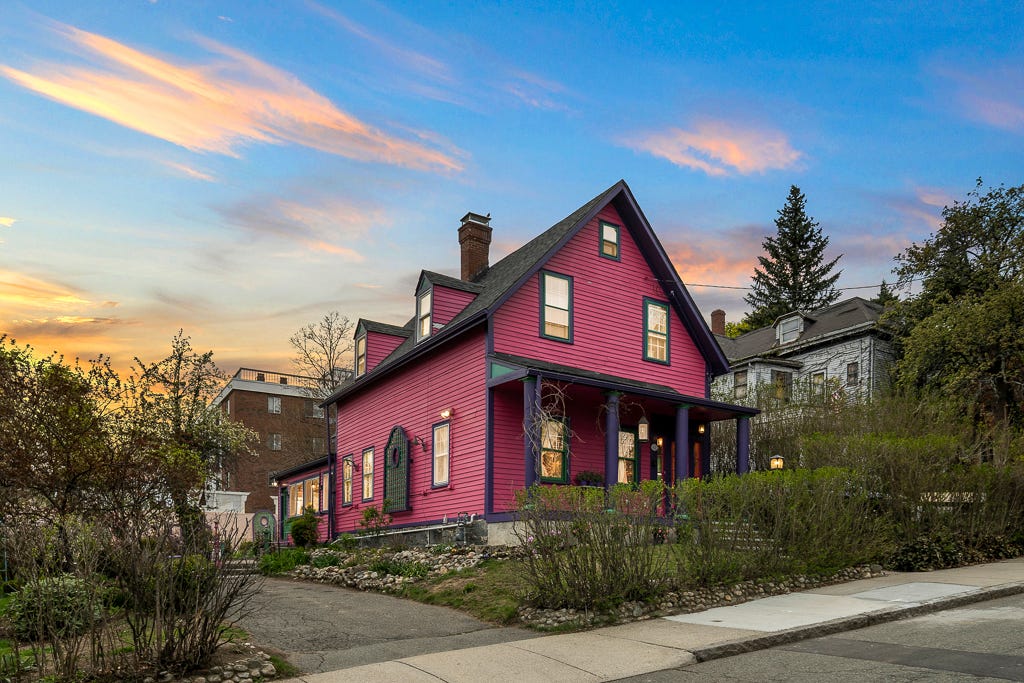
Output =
[
  {"x1": 716, "y1": 297, "x2": 885, "y2": 364},
  {"x1": 418, "y1": 270, "x2": 485, "y2": 294},
  {"x1": 357, "y1": 318, "x2": 411, "y2": 338},
  {"x1": 324, "y1": 180, "x2": 729, "y2": 405}
]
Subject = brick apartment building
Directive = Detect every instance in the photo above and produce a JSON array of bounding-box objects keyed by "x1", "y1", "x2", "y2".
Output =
[{"x1": 211, "y1": 368, "x2": 335, "y2": 513}]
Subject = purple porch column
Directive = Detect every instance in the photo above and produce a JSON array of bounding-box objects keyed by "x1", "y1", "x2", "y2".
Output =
[
  {"x1": 736, "y1": 416, "x2": 751, "y2": 474},
  {"x1": 604, "y1": 391, "x2": 621, "y2": 490},
  {"x1": 675, "y1": 405, "x2": 690, "y2": 482},
  {"x1": 523, "y1": 376, "x2": 538, "y2": 487}
]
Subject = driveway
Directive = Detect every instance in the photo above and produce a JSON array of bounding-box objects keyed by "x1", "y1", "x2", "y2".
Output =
[{"x1": 238, "y1": 577, "x2": 539, "y2": 673}]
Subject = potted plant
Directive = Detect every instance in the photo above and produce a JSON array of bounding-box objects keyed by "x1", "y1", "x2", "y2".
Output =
[{"x1": 573, "y1": 470, "x2": 604, "y2": 487}]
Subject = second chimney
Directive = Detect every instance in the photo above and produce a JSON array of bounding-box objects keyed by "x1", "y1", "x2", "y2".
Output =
[
  {"x1": 459, "y1": 212, "x2": 492, "y2": 281},
  {"x1": 711, "y1": 309, "x2": 726, "y2": 335}
]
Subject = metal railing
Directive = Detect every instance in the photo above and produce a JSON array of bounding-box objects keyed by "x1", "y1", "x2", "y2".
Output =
[{"x1": 234, "y1": 367, "x2": 320, "y2": 389}]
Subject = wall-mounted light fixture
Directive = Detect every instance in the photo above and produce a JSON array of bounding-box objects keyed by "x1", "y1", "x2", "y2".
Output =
[
  {"x1": 637, "y1": 416, "x2": 650, "y2": 442},
  {"x1": 770, "y1": 454, "x2": 785, "y2": 470},
  {"x1": 698, "y1": 424, "x2": 706, "y2": 434},
  {"x1": 412, "y1": 436, "x2": 429, "y2": 451},
  {"x1": 439, "y1": 408, "x2": 453, "y2": 420}
]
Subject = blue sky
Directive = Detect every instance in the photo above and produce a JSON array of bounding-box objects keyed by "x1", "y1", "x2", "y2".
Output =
[{"x1": 1, "y1": 1, "x2": 1022, "y2": 373}]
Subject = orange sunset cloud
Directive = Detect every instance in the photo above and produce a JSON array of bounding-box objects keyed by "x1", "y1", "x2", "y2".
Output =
[
  {"x1": 625, "y1": 120, "x2": 803, "y2": 176},
  {"x1": 0, "y1": 22, "x2": 464, "y2": 172}
]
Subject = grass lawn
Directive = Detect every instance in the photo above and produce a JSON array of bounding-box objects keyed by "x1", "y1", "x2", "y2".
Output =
[{"x1": 398, "y1": 558, "x2": 526, "y2": 624}]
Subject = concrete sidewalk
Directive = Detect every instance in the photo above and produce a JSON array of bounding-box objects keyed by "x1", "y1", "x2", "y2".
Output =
[{"x1": 279, "y1": 557, "x2": 1024, "y2": 682}]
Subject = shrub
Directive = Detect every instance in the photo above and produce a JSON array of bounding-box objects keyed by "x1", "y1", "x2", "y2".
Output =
[
  {"x1": 310, "y1": 551, "x2": 344, "y2": 568},
  {"x1": 368, "y1": 558, "x2": 428, "y2": 578},
  {"x1": 359, "y1": 503, "x2": 392, "y2": 536},
  {"x1": 289, "y1": 507, "x2": 320, "y2": 548},
  {"x1": 572, "y1": 470, "x2": 604, "y2": 487},
  {"x1": 258, "y1": 548, "x2": 310, "y2": 575},
  {"x1": 7, "y1": 574, "x2": 99, "y2": 641},
  {"x1": 334, "y1": 533, "x2": 359, "y2": 551}
]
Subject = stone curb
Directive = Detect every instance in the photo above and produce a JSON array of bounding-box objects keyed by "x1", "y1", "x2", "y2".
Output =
[{"x1": 688, "y1": 580, "x2": 1024, "y2": 663}]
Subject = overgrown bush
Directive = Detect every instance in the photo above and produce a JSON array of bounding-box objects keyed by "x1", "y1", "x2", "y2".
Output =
[
  {"x1": 258, "y1": 547, "x2": 310, "y2": 575},
  {"x1": 7, "y1": 574, "x2": 98, "y2": 641},
  {"x1": 334, "y1": 533, "x2": 359, "y2": 551},
  {"x1": 514, "y1": 482, "x2": 667, "y2": 610},
  {"x1": 289, "y1": 506, "x2": 320, "y2": 548},
  {"x1": 359, "y1": 503, "x2": 392, "y2": 536},
  {"x1": 368, "y1": 557, "x2": 429, "y2": 578}
]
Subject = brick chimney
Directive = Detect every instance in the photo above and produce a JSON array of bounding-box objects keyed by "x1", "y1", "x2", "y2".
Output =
[
  {"x1": 711, "y1": 309, "x2": 726, "y2": 335},
  {"x1": 459, "y1": 212, "x2": 492, "y2": 281}
]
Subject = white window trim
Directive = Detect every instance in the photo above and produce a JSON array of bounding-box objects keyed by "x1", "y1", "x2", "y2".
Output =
[
  {"x1": 362, "y1": 448, "x2": 374, "y2": 500},
  {"x1": 432, "y1": 422, "x2": 450, "y2": 486},
  {"x1": 268, "y1": 395, "x2": 282, "y2": 414},
  {"x1": 416, "y1": 289, "x2": 432, "y2": 342}
]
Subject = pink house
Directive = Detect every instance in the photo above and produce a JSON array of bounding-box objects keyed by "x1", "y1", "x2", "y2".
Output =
[{"x1": 273, "y1": 181, "x2": 757, "y2": 543}]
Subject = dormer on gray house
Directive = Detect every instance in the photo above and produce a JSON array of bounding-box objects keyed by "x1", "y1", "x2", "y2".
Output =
[{"x1": 712, "y1": 297, "x2": 895, "y2": 405}]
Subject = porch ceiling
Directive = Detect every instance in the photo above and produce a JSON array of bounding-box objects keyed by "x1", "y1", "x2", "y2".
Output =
[{"x1": 488, "y1": 352, "x2": 758, "y2": 422}]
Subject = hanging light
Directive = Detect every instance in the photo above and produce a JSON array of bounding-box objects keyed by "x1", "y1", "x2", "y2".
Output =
[
  {"x1": 638, "y1": 416, "x2": 650, "y2": 442},
  {"x1": 770, "y1": 454, "x2": 785, "y2": 470},
  {"x1": 698, "y1": 423, "x2": 706, "y2": 434}
]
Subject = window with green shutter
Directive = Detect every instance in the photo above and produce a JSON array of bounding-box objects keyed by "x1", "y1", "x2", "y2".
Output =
[{"x1": 383, "y1": 426, "x2": 410, "y2": 512}]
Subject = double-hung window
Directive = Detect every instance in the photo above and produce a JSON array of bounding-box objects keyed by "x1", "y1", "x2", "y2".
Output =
[
  {"x1": 355, "y1": 334, "x2": 366, "y2": 376},
  {"x1": 432, "y1": 422, "x2": 450, "y2": 486},
  {"x1": 268, "y1": 396, "x2": 281, "y2": 414},
  {"x1": 320, "y1": 472, "x2": 331, "y2": 512},
  {"x1": 772, "y1": 370, "x2": 793, "y2": 402},
  {"x1": 539, "y1": 416, "x2": 568, "y2": 483},
  {"x1": 541, "y1": 271, "x2": 572, "y2": 341},
  {"x1": 847, "y1": 362, "x2": 859, "y2": 386},
  {"x1": 644, "y1": 298, "x2": 670, "y2": 363},
  {"x1": 811, "y1": 371, "x2": 826, "y2": 398},
  {"x1": 599, "y1": 221, "x2": 620, "y2": 260},
  {"x1": 618, "y1": 429, "x2": 638, "y2": 484},
  {"x1": 268, "y1": 433, "x2": 282, "y2": 451},
  {"x1": 416, "y1": 289, "x2": 432, "y2": 341},
  {"x1": 341, "y1": 456, "x2": 354, "y2": 506},
  {"x1": 734, "y1": 370, "x2": 748, "y2": 399},
  {"x1": 361, "y1": 448, "x2": 374, "y2": 500}
]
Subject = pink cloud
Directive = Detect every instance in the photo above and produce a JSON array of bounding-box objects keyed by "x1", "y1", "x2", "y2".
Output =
[
  {"x1": 939, "y1": 64, "x2": 1024, "y2": 133},
  {"x1": 624, "y1": 120, "x2": 803, "y2": 176},
  {"x1": 0, "y1": 22, "x2": 464, "y2": 172}
]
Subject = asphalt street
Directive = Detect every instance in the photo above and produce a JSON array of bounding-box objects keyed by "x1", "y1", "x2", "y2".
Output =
[{"x1": 617, "y1": 592, "x2": 1024, "y2": 682}]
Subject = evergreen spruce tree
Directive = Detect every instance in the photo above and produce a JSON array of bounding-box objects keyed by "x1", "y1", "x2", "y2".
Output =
[
  {"x1": 743, "y1": 185, "x2": 842, "y2": 328},
  {"x1": 872, "y1": 279, "x2": 899, "y2": 307}
]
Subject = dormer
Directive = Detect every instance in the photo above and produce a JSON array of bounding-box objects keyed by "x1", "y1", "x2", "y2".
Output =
[
  {"x1": 354, "y1": 319, "x2": 410, "y2": 376},
  {"x1": 775, "y1": 312, "x2": 811, "y2": 344},
  {"x1": 414, "y1": 271, "x2": 483, "y2": 343}
]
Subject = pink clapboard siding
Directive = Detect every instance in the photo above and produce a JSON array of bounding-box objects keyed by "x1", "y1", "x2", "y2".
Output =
[
  {"x1": 432, "y1": 284, "x2": 477, "y2": 327},
  {"x1": 365, "y1": 330, "x2": 406, "y2": 373},
  {"x1": 492, "y1": 205, "x2": 707, "y2": 398},
  {"x1": 333, "y1": 330, "x2": 488, "y2": 532},
  {"x1": 491, "y1": 383, "x2": 658, "y2": 512}
]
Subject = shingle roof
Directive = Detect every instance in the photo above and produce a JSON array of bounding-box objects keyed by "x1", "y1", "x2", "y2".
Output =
[
  {"x1": 717, "y1": 297, "x2": 884, "y2": 363},
  {"x1": 358, "y1": 319, "x2": 412, "y2": 337},
  {"x1": 323, "y1": 180, "x2": 728, "y2": 405},
  {"x1": 420, "y1": 270, "x2": 485, "y2": 294}
]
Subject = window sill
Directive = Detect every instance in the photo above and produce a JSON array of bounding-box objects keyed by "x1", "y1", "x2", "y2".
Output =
[{"x1": 423, "y1": 483, "x2": 454, "y2": 495}]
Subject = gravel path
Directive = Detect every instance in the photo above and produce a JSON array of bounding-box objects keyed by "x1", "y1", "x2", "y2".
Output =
[{"x1": 238, "y1": 577, "x2": 539, "y2": 674}]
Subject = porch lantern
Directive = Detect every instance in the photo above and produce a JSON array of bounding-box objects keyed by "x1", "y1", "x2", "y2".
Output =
[
  {"x1": 770, "y1": 454, "x2": 785, "y2": 470},
  {"x1": 637, "y1": 416, "x2": 650, "y2": 442},
  {"x1": 697, "y1": 423, "x2": 705, "y2": 434}
]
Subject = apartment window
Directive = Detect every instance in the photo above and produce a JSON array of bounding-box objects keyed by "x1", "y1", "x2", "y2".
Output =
[
  {"x1": 362, "y1": 448, "x2": 374, "y2": 500},
  {"x1": 539, "y1": 416, "x2": 568, "y2": 483},
  {"x1": 540, "y1": 271, "x2": 572, "y2": 341},
  {"x1": 644, "y1": 298, "x2": 670, "y2": 363},
  {"x1": 320, "y1": 472, "x2": 331, "y2": 512},
  {"x1": 417, "y1": 289, "x2": 432, "y2": 341},
  {"x1": 811, "y1": 371, "x2": 826, "y2": 398},
  {"x1": 771, "y1": 370, "x2": 793, "y2": 402},
  {"x1": 341, "y1": 456, "x2": 354, "y2": 506},
  {"x1": 779, "y1": 317, "x2": 802, "y2": 343},
  {"x1": 433, "y1": 422, "x2": 450, "y2": 486},
  {"x1": 225, "y1": 399, "x2": 230, "y2": 416},
  {"x1": 268, "y1": 433, "x2": 282, "y2": 451},
  {"x1": 305, "y1": 400, "x2": 324, "y2": 418},
  {"x1": 734, "y1": 370, "x2": 748, "y2": 399},
  {"x1": 268, "y1": 396, "x2": 281, "y2": 414},
  {"x1": 847, "y1": 362, "x2": 859, "y2": 387},
  {"x1": 311, "y1": 437, "x2": 326, "y2": 455},
  {"x1": 355, "y1": 334, "x2": 366, "y2": 376},
  {"x1": 599, "y1": 220, "x2": 620, "y2": 260},
  {"x1": 618, "y1": 429, "x2": 638, "y2": 484}
]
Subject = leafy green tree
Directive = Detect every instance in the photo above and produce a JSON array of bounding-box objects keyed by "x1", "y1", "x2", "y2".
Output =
[
  {"x1": 723, "y1": 320, "x2": 756, "y2": 338},
  {"x1": 743, "y1": 186, "x2": 842, "y2": 328},
  {"x1": 890, "y1": 180, "x2": 1024, "y2": 426}
]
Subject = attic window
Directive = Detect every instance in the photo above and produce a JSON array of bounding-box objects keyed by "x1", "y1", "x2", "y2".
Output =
[
  {"x1": 416, "y1": 289, "x2": 432, "y2": 341},
  {"x1": 599, "y1": 221, "x2": 620, "y2": 260},
  {"x1": 778, "y1": 316, "x2": 802, "y2": 344},
  {"x1": 355, "y1": 334, "x2": 366, "y2": 376}
]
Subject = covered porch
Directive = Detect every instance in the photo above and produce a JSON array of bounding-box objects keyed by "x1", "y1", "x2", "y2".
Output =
[{"x1": 488, "y1": 354, "x2": 759, "y2": 500}]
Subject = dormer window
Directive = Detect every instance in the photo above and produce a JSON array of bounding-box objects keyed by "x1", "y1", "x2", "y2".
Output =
[
  {"x1": 416, "y1": 289, "x2": 432, "y2": 341},
  {"x1": 355, "y1": 334, "x2": 366, "y2": 376},
  {"x1": 778, "y1": 316, "x2": 802, "y2": 344}
]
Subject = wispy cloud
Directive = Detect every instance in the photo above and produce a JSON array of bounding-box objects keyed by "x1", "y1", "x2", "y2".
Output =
[
  {"x1": 0, "y1": 21, "x2": 464, "y2": 171},
  {"x1": 0, "y1": 269, "x2": 93, "y2": 310},
  {"x1": 665, "y1": 224, "x2": 766, "y2": 286},
  {"x1": 215, "y1": 192, "x2": 383, "y2": 261},
  {"x1": 624, "y1": 120, "x2": 803, "y2": 176},
  {"x1": 501, "y1": 70, "x2": 568, "y2": 111},
  {"x1": 938, "y1": 63, "x2": 1024, "y2": 133},
  {"x1": 163, "y1": 161, "x2": 215, "y2": 182},
  {"x1": 0, "y1": 216, "x2": 16, "y2": 227},
  {"x1": 885, "y1": 186, "x2": 953, "y2": 232}
]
